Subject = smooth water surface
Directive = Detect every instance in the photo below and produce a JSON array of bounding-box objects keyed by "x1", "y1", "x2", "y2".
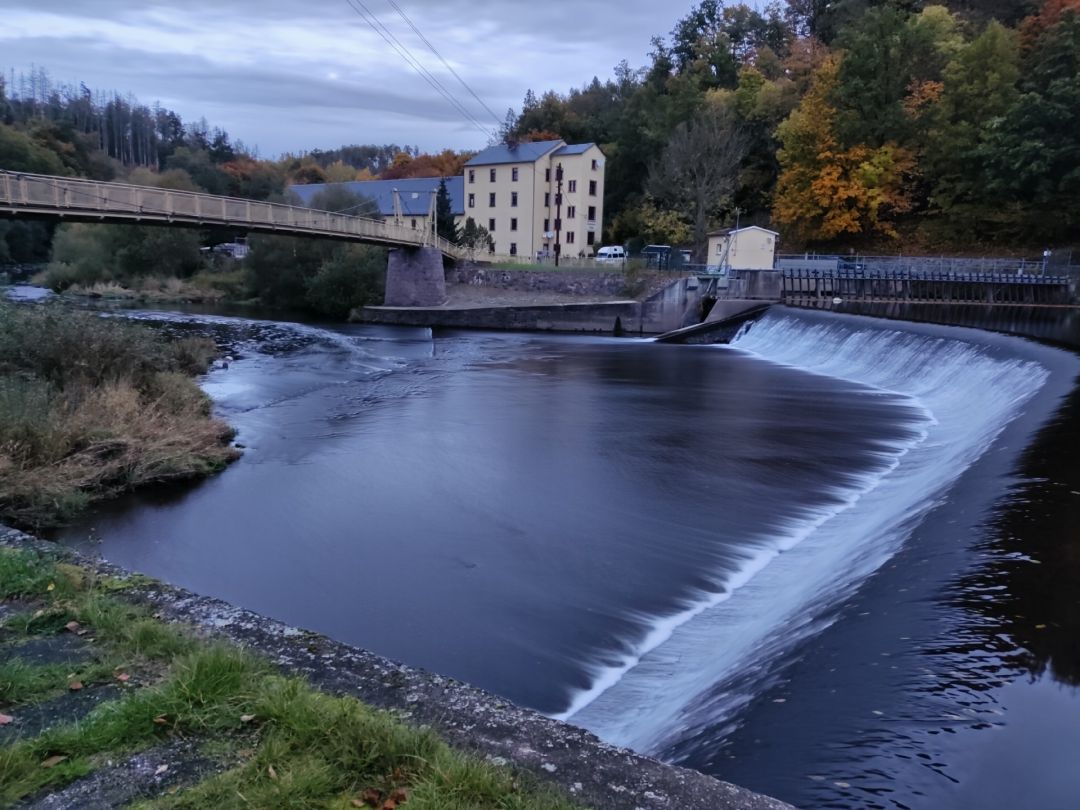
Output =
[{"x1": 51, "y1": 306, "x2": 1080, "y2": 808}]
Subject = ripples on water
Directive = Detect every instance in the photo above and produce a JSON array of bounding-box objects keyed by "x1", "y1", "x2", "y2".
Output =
[{"x1": 44, "y1": 303, "x2": 1080, "y2": 809}]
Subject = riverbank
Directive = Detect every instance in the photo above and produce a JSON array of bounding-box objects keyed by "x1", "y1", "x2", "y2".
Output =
[
  {"x1": 0, "y1": 529, "x2": 790, "y2": 810},
  {"x1": 0, "y1": 301, "x2": 238, "y2": 529}
]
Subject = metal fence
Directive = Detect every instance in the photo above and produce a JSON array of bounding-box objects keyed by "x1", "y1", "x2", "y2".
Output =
[{"x1": 781, "y1": 266, "x2": 1072, "y2": 305}]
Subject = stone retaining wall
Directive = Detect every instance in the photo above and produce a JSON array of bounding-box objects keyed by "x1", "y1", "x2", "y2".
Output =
[{"x1": 448, "y1": 264, "x2": 675, "y2": 299}]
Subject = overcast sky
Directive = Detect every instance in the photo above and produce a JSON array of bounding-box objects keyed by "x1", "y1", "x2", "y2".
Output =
[{"x1": 3, "y1": 0, "x2": 686, "y2": 156}]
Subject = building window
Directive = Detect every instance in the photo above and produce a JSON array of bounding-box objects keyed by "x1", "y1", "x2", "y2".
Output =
[
  {"x1": 543, "y1": 218, "x2": 550, "y2": 232},
  {"x1": 511, "y1": 192, "x2": 518, "y2": 207},
  {"x1": 591, "y1": 159, "x2": 598, "y2": 170},
  {"x1": 489, "y1": 241, "x2": 495, "y2": 254},
  {"x1": 567, "y1": 205, "x2": 576, "y2": 218},
  {"x1": 589, "y1": 180, "x2": 597, "y2": 196},
  {"x1": 489, "y1": 193, "x2": 496, "y2": 207},
  {"x1": 568, "y1": 180, "x2": 577, "y2": 193},
  {"x1": 511, "y1": 217, "x2": 518, "y2": 231},
  {"x1": 488, "y1": 218, "x2": 496, "y2": 232},
  {"x1": 544, "y1": 192, "x2": 550, "y2": 207},
  {"x1": 587, "y1": 205, "x2": 596, "y2": 220},
  {"x1": 411, "y1": 218, "x2": 417, "y2": 228},
  {"x1": 468, "y1": 169, "x2": 475, "y2": 183},
  {"x1": 554, "y1": 218, "x2": 561, "y2": 232},
  {"x1": 510, "y1": 242, "x2": 517, "y2": 255},
  {"x1": 587, "y1": 231, "x2": 595, "y2": 245},
  {"x1": 468, "y1": 193, "x2": 475, "y2": 208},
  {"x1": 489, "y1": 168, "x2": 496, "y2": 182},
  {"x1": 566, "y1": 231, "x2": 575, "y2": 244},
  {"x1": 545, "y1": 168, "x2": 551, "y2": 182},
  {"x1": 512, "y1": 167, "x2": 519, "y2": 181}
]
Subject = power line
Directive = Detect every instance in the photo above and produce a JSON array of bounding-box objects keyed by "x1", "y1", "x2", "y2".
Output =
[
  {"x1": 384, "y1": 0, "x2": 504, "y2": 129},
  {"x1": 342, "y1": 0, "x2": 493, "y2": 139}
]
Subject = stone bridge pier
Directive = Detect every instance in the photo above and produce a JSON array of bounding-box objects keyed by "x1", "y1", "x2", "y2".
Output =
[{"x1": 383, "y1": 246, "x2": 447, "y2": 307}]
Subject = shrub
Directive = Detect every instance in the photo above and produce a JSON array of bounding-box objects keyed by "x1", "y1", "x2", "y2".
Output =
[{"x1": 0, "y1": 302, "x2": 235, "y2": 528}]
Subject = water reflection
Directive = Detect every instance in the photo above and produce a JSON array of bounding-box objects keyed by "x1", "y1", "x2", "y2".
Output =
[{"x1": 948, "y1": 382, "x2": 1080, "y2": 687}]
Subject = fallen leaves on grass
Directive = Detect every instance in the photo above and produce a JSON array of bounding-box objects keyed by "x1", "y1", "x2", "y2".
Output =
[
  {"x1": 40, "y1": 755, "x2": 68, "y2": 769},
  {"x1": 0, "y1": 713, "x2": 13, "y2": 725},
  {"x1": 68, "y1": 681, "x2": 83, "y2": 691}
]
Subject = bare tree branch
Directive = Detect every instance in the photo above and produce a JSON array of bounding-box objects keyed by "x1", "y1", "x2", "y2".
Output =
[{"x1": 648, "y1": 105, "x2": 748, "y2": 260}]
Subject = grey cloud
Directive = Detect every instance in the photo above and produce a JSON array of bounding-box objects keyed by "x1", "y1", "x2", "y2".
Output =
[{"x1": 4, "y1": 0, "x2": 676, "y2": 153}]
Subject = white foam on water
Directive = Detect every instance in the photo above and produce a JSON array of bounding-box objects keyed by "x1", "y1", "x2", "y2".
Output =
[{"x1": 561, "y1": 313, "x2": 1049, "y2": 753}]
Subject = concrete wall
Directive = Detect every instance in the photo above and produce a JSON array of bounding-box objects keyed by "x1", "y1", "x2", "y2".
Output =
[
  {"x1": 363, "y1": 302, "x2": 640, "y2": 332},
  {"x1": 720, "y1": 269, "x2": 783, "y2": 300},
  {"x1": 365, "y1": 276, "x2": 706, "y2": 335}
]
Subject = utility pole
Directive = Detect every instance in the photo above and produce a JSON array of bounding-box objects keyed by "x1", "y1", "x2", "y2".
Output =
[{"x1": 554, "y1": 162, "x2": 564, "y2": 268}]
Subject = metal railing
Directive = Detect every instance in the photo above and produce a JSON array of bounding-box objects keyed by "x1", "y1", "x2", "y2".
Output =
[
  {"x1": 781, "y1": 267, "x2": 1072, "y2": 305},
  {"x1": 777, "y1": 253, "x2": 1057, "y2": 275},
  {"x1": 0, "y1": 170, "x2": 463, "y2": 258}
]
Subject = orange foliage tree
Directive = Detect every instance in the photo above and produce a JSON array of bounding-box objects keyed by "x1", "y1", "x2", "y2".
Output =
[
  {"x1": 773, "y1": 56, "x2": 916, "y2": 241},
  {"x1": 381, "y1": 149, "x2": 475, "y2": 179}
]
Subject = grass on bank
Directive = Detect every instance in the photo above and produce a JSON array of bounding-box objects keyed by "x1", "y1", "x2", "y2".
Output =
[
  {"x1": 0, "y1": 547, "x2": 582, "y2": 810},
  {"x1": 0, "y1": 301, "x2": 238, "y2": 529}
]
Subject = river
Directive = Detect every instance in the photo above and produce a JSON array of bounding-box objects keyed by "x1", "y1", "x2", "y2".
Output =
[{"x1": 32, "y1": 296, "x2": 1080, "y2": 809}]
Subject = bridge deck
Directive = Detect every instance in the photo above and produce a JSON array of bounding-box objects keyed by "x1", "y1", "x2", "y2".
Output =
[{"x1": 0, "y1": 170, "x2": 462, "y2": 258}]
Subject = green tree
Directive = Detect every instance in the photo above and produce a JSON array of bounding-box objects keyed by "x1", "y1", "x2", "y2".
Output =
[
  {"x1": 435, "y1": 178, "x2": 457, "y2": 243},
  {"x1": 456, "y1": 217, "x2": 493, "y2": 257},
  {"x1": 0, "y1": 124, "x2": 68, "y2": 174},
  {"x1": 926, "y1": 21, "x2": 1020, "y2": 234},
  {"x1": 979, "y1": 8, "x2": 1080, "y2": 238}
]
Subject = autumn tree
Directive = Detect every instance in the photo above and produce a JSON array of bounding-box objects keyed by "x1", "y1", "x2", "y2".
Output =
[{"x1": 773, "y1": 56, "x2": 916, "y2": 241}]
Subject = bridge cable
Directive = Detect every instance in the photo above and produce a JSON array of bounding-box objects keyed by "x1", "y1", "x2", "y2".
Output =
[
  {"x1": 383, "y1": 0, "x2": 504, "y2": 129},
  {"x1": 342, "y1": 0, "x2": 494, "y2": 139}
]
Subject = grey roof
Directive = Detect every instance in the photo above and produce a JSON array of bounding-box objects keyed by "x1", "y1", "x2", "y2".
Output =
[
  {"x1": 707, "y1": 225, "x2": 780, "y2": 236},
  {"x1": 464, "y1": 140, "x2": 564, "y2": 167},
  {"x1": 554, "y1": 143, "x2": 596, "y2": 156},
  {"x1": 287, "y1": 177, "x2": 464, "y2": 216}
]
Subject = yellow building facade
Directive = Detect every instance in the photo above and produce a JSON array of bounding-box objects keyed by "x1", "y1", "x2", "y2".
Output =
[
  {"x1": 464, "y1": 140, "x2": 605, "y2": 261},
  {"x1": 706, "y1": 226, "x2": 779, "y2": 271}
]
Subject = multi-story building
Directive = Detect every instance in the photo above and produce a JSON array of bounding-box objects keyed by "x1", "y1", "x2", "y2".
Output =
[
  {"x1": 288, "y1": 139, "x2": 605, "y2": 261},
  {"x1": 463, "y1": 139, "x2": 605, "y2": 260}
]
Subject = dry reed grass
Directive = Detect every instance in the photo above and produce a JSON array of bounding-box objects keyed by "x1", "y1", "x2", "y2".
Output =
[{"x1": 0, "y1": 302, "x2": 238, "y2": 528}]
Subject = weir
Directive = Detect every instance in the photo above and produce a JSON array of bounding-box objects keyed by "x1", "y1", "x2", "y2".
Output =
[{"x1": 566, "y1": 311, "x2": 1064, "y2": 756}]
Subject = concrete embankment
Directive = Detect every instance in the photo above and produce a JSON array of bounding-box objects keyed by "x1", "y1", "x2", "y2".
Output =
[
  {"x1": 654, "y1": 300, "x2": 773, "y2": 344},
  {"x1": 0, "y1": 526, "x2": 790, "y2": 810},
  {"x1": 360, "y1": 267, "x2": 709, "y2": 334}
]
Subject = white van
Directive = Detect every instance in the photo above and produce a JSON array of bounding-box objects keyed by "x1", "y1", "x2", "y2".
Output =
[{"x1": 595, "y1": 246, "x2": 627, "y2": 264}]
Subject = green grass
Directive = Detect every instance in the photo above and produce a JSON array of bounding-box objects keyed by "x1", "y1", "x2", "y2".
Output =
[{"x1": 0, "y1": 547, "x2": 584, "y2": 809}]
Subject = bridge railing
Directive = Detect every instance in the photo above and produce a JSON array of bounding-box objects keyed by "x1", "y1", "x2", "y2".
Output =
[{"x1": 0, "y1": 170, "x2": 460, "y2": 258}]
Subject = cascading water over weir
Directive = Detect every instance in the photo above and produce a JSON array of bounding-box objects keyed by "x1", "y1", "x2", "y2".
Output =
[{"x1": 562, "y1": 311, "x2": 1051, "y2": 754}]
